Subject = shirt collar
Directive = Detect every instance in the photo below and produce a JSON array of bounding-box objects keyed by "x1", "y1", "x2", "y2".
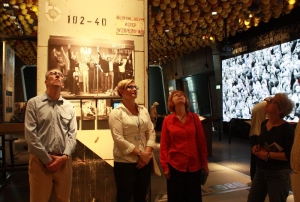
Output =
[
  {"x1": 119, "y1": 102, "x2": 143, "y2": 112},
  {"x1": 171, "y1": 112, "x2": 190, "y2": 120},
  {"x1": 41, "y1": 92, "x2": 64, "y2": 104}
]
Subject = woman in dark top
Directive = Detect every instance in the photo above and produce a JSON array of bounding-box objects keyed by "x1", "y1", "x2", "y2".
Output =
[{"x1": 247, "y1": 93, "x2": 295, "y2": 202}]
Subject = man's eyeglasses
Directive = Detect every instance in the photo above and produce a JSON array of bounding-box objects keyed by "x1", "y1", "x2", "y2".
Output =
[
  {"x1": 47, "y1": 71, "x2": 63, "y2": 78},
  {"x1": 127, "y1": 85, "x2": 139, "y2": 90}
]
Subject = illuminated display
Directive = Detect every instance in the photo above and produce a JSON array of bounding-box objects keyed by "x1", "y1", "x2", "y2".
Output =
[{"x1": 222, "y1": 38, "x2": 300, "y2": 122}]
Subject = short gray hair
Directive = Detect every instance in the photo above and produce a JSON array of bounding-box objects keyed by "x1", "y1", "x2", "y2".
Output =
[
  {"x1": 45, "y1": 68, "x2": 62, "y2": 79},
  {"x1": 275, "y1": 93, "x2": 295, "y2": 118}
]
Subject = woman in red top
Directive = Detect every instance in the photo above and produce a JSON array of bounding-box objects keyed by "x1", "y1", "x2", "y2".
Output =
[{"x1": 160, "y1": 90, "x2": 209, "y2": 202}]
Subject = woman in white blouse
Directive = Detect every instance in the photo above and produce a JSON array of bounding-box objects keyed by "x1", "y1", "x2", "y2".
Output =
[{"x1": 109, "y1": 79, "x2": 156, "y2": 202}]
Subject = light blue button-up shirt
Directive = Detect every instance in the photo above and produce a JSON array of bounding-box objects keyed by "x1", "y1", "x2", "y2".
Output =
[{"x1": 25, "y1": 92, "x2": 77, "y2": 164}]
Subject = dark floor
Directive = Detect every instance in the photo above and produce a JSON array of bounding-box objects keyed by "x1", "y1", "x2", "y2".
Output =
[
  {"x1": 208, "y1": 131, "x2": 251, "y2": 176},
  {"x1": 0, "y1": 134, "x2": 29, "y2": 202},
  {"x1": 0, "y1": 130, "x2": 252, "y2": 202},
  {"x1": 151, "y1": 130, "x2": 251, "y2": 202}
]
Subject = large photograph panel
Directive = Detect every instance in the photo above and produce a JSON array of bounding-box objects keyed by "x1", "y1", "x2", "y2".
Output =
[
  {"x1": 48, "y1": 36, "x2": 134, "y2": 98},
  {"x1": 222, "y1": 38, "x2": 300, "y2": 122}
]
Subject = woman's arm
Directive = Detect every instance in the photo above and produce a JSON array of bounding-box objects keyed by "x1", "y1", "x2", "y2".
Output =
[
  {"x1": 143, "y1": 107, "x2": 156, "y2": 152},
  {"x1": 256, "y1": 123, "x2": 294, "y2": 162},
  {"x1": 194, "y1": 114, "x2": 209, "y2": 175},
  {"x1": 159, "y1": 116, "x2": 170, "y2": 173},
  {"x1": 268, "y1": 151, "x2": 288, "y2": 161}
]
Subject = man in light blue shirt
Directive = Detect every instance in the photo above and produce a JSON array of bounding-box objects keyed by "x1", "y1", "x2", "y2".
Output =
[{"x1": 25, "y1": 68, "x2": 77, "y2": 201}]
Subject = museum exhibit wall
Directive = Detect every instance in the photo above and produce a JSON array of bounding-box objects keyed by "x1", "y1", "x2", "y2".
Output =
[
  {"x1": 37, "y1": 1, "x2": 148, "y2": 201},
  {"x1": 37, "y1": 0, "x2": 148, "y2": 167}
]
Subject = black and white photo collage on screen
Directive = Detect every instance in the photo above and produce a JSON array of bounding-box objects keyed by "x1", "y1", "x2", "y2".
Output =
[
  {"x1": 68, "y1": 99, "x2": 113, "y2": 121},
  {"x1": 48, "y1": 36, "x2": 135, "y2": 98},
  {"x1": 222, "y1": 38, "x2": 300, "y2": 122}
]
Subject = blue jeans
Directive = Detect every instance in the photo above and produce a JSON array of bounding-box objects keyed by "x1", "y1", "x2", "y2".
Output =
[{"x1": 247, "y1": 167, "x2": 291, "y2": 202}]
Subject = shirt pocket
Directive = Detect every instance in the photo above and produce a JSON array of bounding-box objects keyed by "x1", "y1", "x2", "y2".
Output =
[{"x1": 59, "y1": 111, "x2": 72, "y2": 127}]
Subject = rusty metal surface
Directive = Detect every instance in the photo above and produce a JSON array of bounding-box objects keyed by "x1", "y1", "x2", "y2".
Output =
[{"x1": 71, "y1": 141, "x2": 116, "y2": 202}]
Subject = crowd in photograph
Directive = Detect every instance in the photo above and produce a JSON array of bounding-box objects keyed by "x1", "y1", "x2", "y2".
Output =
[
  {"x1": 222, "y1": 39, "x2": 300, "y2": 122},
  {"x1": 50, "y1": 44, "x2": 134, "y2": 96}
]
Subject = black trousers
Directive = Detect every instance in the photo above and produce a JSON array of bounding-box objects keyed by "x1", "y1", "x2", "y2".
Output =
[
  {"x1": 167, "y1": 164, "x2": 202, "y2": 202},
  {"x1": 250, "y1": 135, "x2": 259, "y2": 181},
  {"x1": 114, "y1": 160, "x2": 152, "y2": 202}
]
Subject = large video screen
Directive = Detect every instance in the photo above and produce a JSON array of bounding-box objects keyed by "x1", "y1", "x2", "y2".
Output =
[{"x1": 222, "y1": 38, "x2": 300, "y2": 122}]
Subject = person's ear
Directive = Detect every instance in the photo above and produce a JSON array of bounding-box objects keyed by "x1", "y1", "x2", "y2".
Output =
[{"x1": 61, "y1": 78, "x2": 65, "y2": 88}]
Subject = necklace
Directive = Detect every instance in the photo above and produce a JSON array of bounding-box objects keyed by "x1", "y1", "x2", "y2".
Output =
[{"x1": 177, "y1": 113, "x2": 187, "y2": 122}]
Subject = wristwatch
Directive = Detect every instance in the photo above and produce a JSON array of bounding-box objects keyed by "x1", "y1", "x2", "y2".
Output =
[{"x1": 137, "y1": 150, "x2": 142, "y2": 157}]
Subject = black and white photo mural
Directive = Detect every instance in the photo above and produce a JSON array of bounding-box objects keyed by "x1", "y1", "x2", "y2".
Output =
[
  {"x1": 48, "y1": 35, "x2": 135, "y2": 98},
  {"x1": 222, "y1": 38, "x2": 300, "y2": 122}
]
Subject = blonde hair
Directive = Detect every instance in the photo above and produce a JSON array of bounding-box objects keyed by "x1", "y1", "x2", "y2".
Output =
[{"x1": 116, "y1": 79, "x2": 134, "y2": 97}]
